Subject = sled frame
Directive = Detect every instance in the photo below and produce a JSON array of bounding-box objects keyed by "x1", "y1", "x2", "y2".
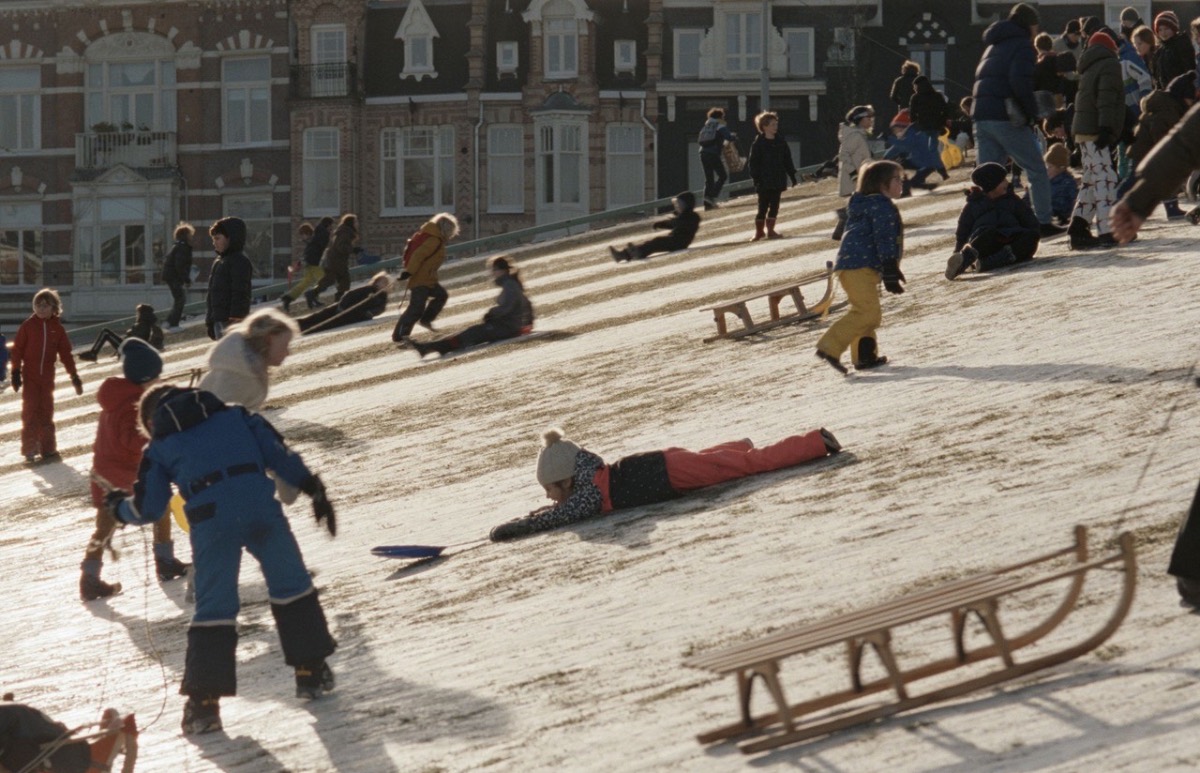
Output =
[
  {"x1": 701, "y1": 262, "x2": 837, "y2": 343},
  {"x1": 684, "y1": 525, "x2": 1136, "y2": 754}
]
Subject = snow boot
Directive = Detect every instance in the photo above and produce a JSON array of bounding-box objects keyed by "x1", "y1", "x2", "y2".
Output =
[
  {"x1": 1039, "y1": 222, "x2": 1067, "y2": 238},
  {"x1": 815, "y1": 349, "x2": 848, "y2": 375},
  {"x1": 1188, "y1": 206, "x2": 1200, "y2": 225},
  {"x1": 304, "y1": 290, "x2": 322, "y2": 310},
  {"x1": 703, "y1": 198, "x2": 719, "y2": 211},
  {"x1": 1177, "y1": 577, "x2": 1200, "y2": 610},
  {"x1": 831, "y1": 207, "x2": 848, "y2": 241},
  {"x1": 765, "y1": 218, "x2": 783, "y2": 239},
  {"x1": 295, "y1": 661, "x2": 335, "y2": 700},
  {"x1": 819, "y1": 428, "x2": 842, "y2": 455},
  {"x1": 1067, "y1": 216, "x2": 1102, "y2": 250},
  {"x1": 751, "y1": 219, "x2": 766, "y2": 242},
  {"x1": 78, "y1": 350, "x2": 99, "y2": 362},
  {"x1": 1164, "y1": 198, "x2": 1187, "y2": 220},
  {"x1": 608, "y1": 245, "x2": 629, "y2": 263},
  {"x1": 411, "y1": 340, "x2": 433, "y2": 358},
  {"x1": 80, "y1": 572, "x2": 121, "y2": 602},
  {"x1": 181, "y1": 696, "x2": 222, "y2": 735},
  {"x1": 854, "y1": 338, "x2": 888, "y2": 370},
  {"x1": 945, "y1": 245, "x2": 979, "y2": 280},
  {"x1": 156, "y1": 556, "x2": 190, "y2": 582},
  {"x1": 977, "y1": 245, "x2": 1018, "y2": 271},
  {"x1": 280, "y1": 294, "x2": 292, "y2": 313}
]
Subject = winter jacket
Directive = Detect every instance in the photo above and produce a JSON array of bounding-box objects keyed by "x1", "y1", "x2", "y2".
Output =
[
  {"x1": 909, "y1": 82, "x2": 949, "y2": 135},
  {"x1": 205, "y1": 217, "x2": 253, "y2": 332},
  {"x1": 12, "y1": 314, "x2": 77, "y2": 384},
  {"x1": 890, "y1": 70, "x2": 919, "y2": 109},
  {"x1": 1072, "y1": 44, "x2": 1126, "y2": 138},
  {"x1": 0, "y1": 703, "x2": 91, "y2": 773},
  {"x1": 161, "y1": 238, "x2": 193, "y2": 288},
  {"x1": 483, "y1": 274, "x2": 534, "y2": 336},
  {"x1": 883, "y1": 127, "x2": 942, "y2": 171},
  {"x1": 1052, "y1": 35, "x2": 1081, "y2": 83},
  {"x1": 954, "y1": 188, "x2": 1041, "y2": 251},
  {"x1": 89, "y1": 376, "x2": 148, "y2": 507},
  {"x1": 198, "y1": 333, "x2": 268, "y2": 411},
  {"x1": 1046, "y1": 170, "x2": 1080, "y2": 222},
  {"x1": 1125, "y1": 101, "x2": 1200, "y2": 217},
  {"x1": 1130, "y1": 89, "x2": 1188, "y2": 165},
  {"x1": 747, "y1": 133, "x2": 797, "y2": 192},
  {"x1": 489, "y1": 448, "x2": 680, "y2": 540},
  {"x1": 650, "y1": 191, "x2": 701, "y2": 249},
  {"x1": 972, "y1": 19, "x2": 1038, "y2": 124},
  {"x1": 698, "y1": 118, "x2": 736, "y2": 157},
  {"x1": 837, "y1": 124, "x2": 873, "y2": 197},
  {"x1": 333, "y1": 282, "x2": 388, "y2": 319},
  {"x1": 321, "y1": 222, "x2": 357, "y2": 273},
  {"x1": 1153, "y1": 34, "x2": 1194, "y2": 90},
  {"x1": 403, "y1": 220, "x2": 447, "y2": 289},
  {"x1": 1033, "y1": 52, "x2": 1064, "y2": 96},
  {"x1": 834, "y1": 192, "x2": 904, "y2": 272},
  {"x1": 1118, "y1": 41, "x2": 1153, "y2": 116},
  {"x1": 127, "y1": 306, "x2": 164, "y2": 351},
  {"x1": 303, "y1": 222, "x2": 331, "y2": 267}
]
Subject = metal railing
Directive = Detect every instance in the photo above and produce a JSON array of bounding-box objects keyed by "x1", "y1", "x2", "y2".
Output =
[
  {"x1": 289, "y1": 63, "x2": 359, "y2": 100},
  {"x1": 75, "y1": 131, "x2": 177, "y2": 170}
]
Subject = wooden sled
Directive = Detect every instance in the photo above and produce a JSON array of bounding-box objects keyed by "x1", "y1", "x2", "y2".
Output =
[
  {"x1": 701, "y1": 262, "x2": 837, "y2": 343},
  {"x1": 684, "y1": 525, "x2": 1136, "y2": 754}
]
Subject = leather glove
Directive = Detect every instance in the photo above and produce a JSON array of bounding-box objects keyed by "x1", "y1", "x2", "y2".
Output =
[
  {"x1": 1094, "y1": 127, "x2": 1114, "y2": 150},
  {"x1": 399, "y1": 271, "x2": 411, "y2": 281},
  {"x1": 102, "y1": 488, "x2": 132, "y2": 524},
  {"x1": 301, "y1": 474, "x2": 337, "y2": 537},
  {"x1": 881, "y1": 263, "x2": 906, "y2": 295},
  {"x1": 11, "y1": 370, "x2": 19, "y2": 392},
  {"x1": 71, "y1": 374, "x2": 83, "y2": 396}
]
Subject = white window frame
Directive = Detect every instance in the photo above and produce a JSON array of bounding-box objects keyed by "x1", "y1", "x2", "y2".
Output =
[
  {"x1": 311, "y1": 24, "x2": 348, "y2": 97},
  {"x1": 74, "y1": 194, "x2": 169, "y2": 287},
  {"x1": 497, "y1": 41, "x2": 519, "y2": 74},
  {"x1": 537, "y1": 121, "x2": 585, "y2": 206},
  {"x1": 0, "y1": 67, "x2": 41, "y2": 151},
  {"x1": 224, "y1": 193, "x2": 275, "y2": 281},
  {"x1": 380, "y1": 126, "x2": 456, "y2": 216},
  {"x1": 614, "y1": 40, "x2": 636, "y2": 74},
  {"x1": 303, "y1": 127, "x2": 340, "y2": 217},
  {"x1": 86, "y1": 59, "x2": 176, "y2": 132},
  {"x1": 674, "y1": 29, "x2": 703, "y2": 78},
  {"x1": 0, "y1": 201, "x2": 43, "y2": 286},
  {"x1": 783, "y1": 27, "x2": 814, "y2": 78},
  {"x1": 544, "y1": 16, "x2": 578, "y2": 79},
  {"x1": 724, "y1": 10, "x2": 762, "y2": 74},
  {"x1": 487, "y1": 125, "x2": 525, "y2": 214},
  {"x1": 396, "y1": 0, "x2": 440, "y2": 81},
  {"x1": 606, "y1": 124, "x2": 644, "y2": 208},
  {"x1": 222, "y1": 56, "x2": 271, "y2": 147}
]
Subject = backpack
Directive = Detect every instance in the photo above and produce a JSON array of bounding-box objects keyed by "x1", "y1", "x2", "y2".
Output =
[
  {"x1": 401, "y1": 231, "x2": 436, "y2": 269},
  {"x1": 697, "y1": 121, "x2": 719, "y2": 144}
]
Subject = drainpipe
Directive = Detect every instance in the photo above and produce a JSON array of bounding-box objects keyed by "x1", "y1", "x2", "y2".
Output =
[
  {"x1": 640, "y1": 96, "x2": 658, "y2": 201},
  {"x1": 474, "y1": 100, "x2": 484, "y2": 240}
]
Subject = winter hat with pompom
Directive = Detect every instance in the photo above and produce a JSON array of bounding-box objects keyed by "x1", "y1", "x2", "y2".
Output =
[
  {"x1": 1154, "y1": 11, "x2": 1180, "y2": 34},
  {"x1": 536, "y1": 428, "x2": 581, "y2": 486}
]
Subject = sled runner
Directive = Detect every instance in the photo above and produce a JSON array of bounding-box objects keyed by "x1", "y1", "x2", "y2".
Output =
[
  {"x1": 0, "y1": 702, "x2": 137, "y2": 773},
  {"x1": 701, "y1": 262, "x2": 837, "y2": 343},
  {"x1": 684, "y1": 525, "x2": 1136, "y2": 754}
]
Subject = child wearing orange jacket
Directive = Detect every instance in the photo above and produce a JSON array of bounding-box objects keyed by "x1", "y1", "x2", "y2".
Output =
[{"x1": 11, "y1": 288, "x2": 82, "y2": 463}]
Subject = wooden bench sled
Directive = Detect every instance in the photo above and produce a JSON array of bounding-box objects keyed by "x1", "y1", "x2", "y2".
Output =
[
  {"x1": 684, "y1": 525, "x2": 1136, "y2": 754},
  {"x1": 701, "y1": 261, "x2": 837, "y2": 343}
]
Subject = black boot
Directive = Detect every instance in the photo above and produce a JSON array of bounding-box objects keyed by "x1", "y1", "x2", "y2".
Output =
[
  {"x1": 1068, "y1": 216, "x2": 1102, "y2": 250},
  {"x1": 855, "y1": 338, "x2": 889, "y2": 369},
  {"x1": 945, "y1": 245, "x2": 979, "y2": 280},
  {"x1": 181, "y1": 696, "x2": 222, "y2": 735},
  {"x1": 976, "y1": 245, "x2": 1018, "y2": 271},
  {"x1": 831, "y1": 208, "x2": 848, "y2": 241},
  {"x1": 815, "y1": 349, "x2": 848, "y2": 375},
  {"x1": 80, "y1": 572, "x2": 121, "y2": 602},
  {"x1": 295, "y1": 661, "x2": 335, "y2": 700}
]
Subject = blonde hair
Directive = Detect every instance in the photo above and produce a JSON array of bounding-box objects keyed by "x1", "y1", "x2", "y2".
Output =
[
  {"x1": 432, "y1": 212, "x2": 460, "y2": 241},
  {"x1": 858, "y1": 160, "x2": 903, "y2": 195},
  {"x1": 370, "y1": 270, "x2": 393, "y2": 289},
  {"x1": 754, "y1": 111, "x2": 779, "y2": 132},
  {"x1": 230, "y1": 308, "x2": 299, "y2": 362},
  {"x1": 32, "y1": 288, "x2": 62, "y2": 315}
]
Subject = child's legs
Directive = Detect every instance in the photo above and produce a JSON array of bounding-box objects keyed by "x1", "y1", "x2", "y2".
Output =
[
  {"x1": 334, "y1": 266, "x2": 351, "y2": 300},
  {"x1": 816, "y1": 269, "x2": 882, "y2": 359},
  {"x1": 19, "y1": 388, "x2": 39, "y2": 456},
  {"x1": 243, "y1": 511, "x2": 317, "y2": 604},
  {"x1": 190, "y1": 526, "x2": 244, "y2": 625},
  {"x1": 286, "y1": 265, "x2": 321, "y2": 299},
  {"x1": 1073, "y1": 142, "x2": 1101, "y2": 225},
  {"x1": 1093, "y1": 155, "x2": 1118, "y2": 235},
  {"x1": 421, "y1": 284, "x2": 449, "y2": 324},
  {"x1": 85, "y1": 506, "x2": 119, "y2": 562},
  {"x1": 298, "y1": 305, "x2": 342, "y2": 335},
  {"x1": 98, "y1": 329, "x2": 123, "y2": 354},
  {"x1": 394, "y1": 286, "x2": 433, "y2": 337},
  {"x1": 664, "y1": 431, "x2": 827, "y2": 491},
  {"x1": 763, "y1": 189, "x2": 783, "y2": 218},
  {"x1": 698, "y1": 440, "x2": 754, "y2": 454},
  {"x1": 152, "y1": 514, "x2": 172, "y2": 545},
  {"x1": 632, "y1": 235, "x2": 676, "y2": 259},
  {"x1": 755, "y1": 191, "x2": 772, "y2": 219},
  {"x1": 34, "y1": 383, "x2": 56, "y2": 454}
]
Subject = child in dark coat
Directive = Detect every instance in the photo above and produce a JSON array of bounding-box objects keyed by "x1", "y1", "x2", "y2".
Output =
[
  {"x1": 747, "y1": 111, "x2": 798, "y2": 240},
  {"x1": 205, "y1": 217, "x2": 253, "y2": 340},
  {"x1": 945, "y1": 162, "x2": 1042, "y2": 280},
  {"x1": 161, "y1": 222, "x2": 195, "y2": 329},
  {"x1": 409, "y1": 256, "x2": 534, "y2": 358},
  {"x1": 609, "y1": 191, "x2": 701, "y2": 261},
  {"x1": 106, "y1": 385, "x2": 338, "y2": 735},
  {"x1": 298, "y1": 272, "x2": 392, "y2": 335},
  {"x1": 1127, "y1": 71, "x2": 1195, "y2": 220},
  {"x1": 78, "y1": 303, "x2": 164, "y2": 361},
  {"x1": 12, "y1": 288, "x2": 83, "y2": 463},
  {"x1": 489, "y1": 426, "x2": 841, "y2": 541}
]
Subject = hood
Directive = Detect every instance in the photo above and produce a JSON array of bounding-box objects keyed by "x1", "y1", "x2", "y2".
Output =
[
  {"x1": 674, "y1": 191, "x2": 696, "y2": 212},
  {"x1": 211, "y1": 217, "x2": 247, "y2": 255},
  {"x1": 149, "y1": 387, "x2": 230, "y2": 439},
  {"x1": 1142, "y1": 89, "x2": 1179, "y2": 115},
  {"x1": 97, "y1": 376, "x2": 145, "y2": 413},
  {"x1": 1077, "y1": 43, "x2": 1116, "y2": 73},
  {"x1": 983, "y1": 19, "x2": 1033, "y2": 48}
]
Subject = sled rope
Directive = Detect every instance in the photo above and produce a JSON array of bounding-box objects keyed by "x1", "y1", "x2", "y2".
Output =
[{"x1": 300, "y1": 281, "x2": 396, "y2": 337}]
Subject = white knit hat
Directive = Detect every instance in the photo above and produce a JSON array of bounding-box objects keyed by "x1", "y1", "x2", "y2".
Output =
[{"x1": 536, "y1": 428, "x2": 580, "y2": 486}]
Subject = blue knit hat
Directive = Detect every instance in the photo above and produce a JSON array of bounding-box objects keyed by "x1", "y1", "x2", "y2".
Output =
[{"x1": 119, "y1": 337, "x2": 163, "y2": 384}]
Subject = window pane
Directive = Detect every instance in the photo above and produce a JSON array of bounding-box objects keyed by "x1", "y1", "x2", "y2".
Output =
[
  {"x1": 225, "y1": 58, "x2": 270, "y2": 82},
  {"x1": 249, "y1": 88, "x2": 269, "y2": 142},
  {"x1": 0, "y1": 67, "x2": 39, "y2": 89},
  {"x1": 678, "y1": 32, "x2": 700, "y2": 76},
  {"x1": 411, "y1": 38, "x2": 428, "y2": 68},
  {"x1": 99, "y1": 226, "x2": 121, "y2": 285},
  {"x1": 226, "y1": 91, "x2": 247, "y2": 144},
  {"x1": 404, "y1": 157, "x2": 435, "y2": 207},
  {"x1": 125, "y1": 224, "x2": 146, "y2": 284},
  {"x1": 0, "y1": 97, "x2": 16, "y2": 149},
  {"x1": 383, "y1": 157, "x2": 398, "y2": 210},
  {"x1": 112, "y1": 62, "x2": 155, "y2": 87}
]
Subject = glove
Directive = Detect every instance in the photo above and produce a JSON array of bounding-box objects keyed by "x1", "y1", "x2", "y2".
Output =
[
  {"x1": 489, "y1": 515, "x2": 540, "y2": 542},
  {"x1": 11, "y1": 370, "x2": 19, "y2": 392},
  {"x1": 301, "y1": 475, "x2": 337, "y2": 537},
  {"x1": 102, "y1": 488, "x2": 132, "y2": 524},
  {"x1": 399, "y1": 271, "x2": 411, "y2": 281},
  {"x1": 71, "y1": 374, "x2": 83, "y2": 396},
  {"x1": 1094, "y1": 127, "x2": 1114, "y2": 150},
  {"x1": 881, "y1": 263, "x2": 906, "y2": 295}
]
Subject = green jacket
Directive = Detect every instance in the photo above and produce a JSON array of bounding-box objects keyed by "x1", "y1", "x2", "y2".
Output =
[{"x1": 1072, "y1": 45, "x2": 1125, "y2": 138}]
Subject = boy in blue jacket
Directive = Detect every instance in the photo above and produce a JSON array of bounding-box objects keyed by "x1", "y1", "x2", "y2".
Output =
[
  {"x1": 104, "y1": 385, "x2": 338, "y2": 735},
  {"x1": 946, "y1": 162, "x2": 1042, "y2": 279}
]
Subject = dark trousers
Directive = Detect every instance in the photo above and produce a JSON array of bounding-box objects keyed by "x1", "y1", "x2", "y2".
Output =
[
  {"x1": 972, "y1": 228, "x2": 1040, "y2": 267},
  {"x1": 702, "y1": 153, "x2": 727, "y2": 201},
  {"x1": 630, "y1": 234, "x2": 687, "y2": 260},
  {"x1": 392, "y1": 284, "x2": 449, "y2": 341},
  {"x1": 298, "y1": 304, "x2": 374, "y2": 335},
  {"x1": 88, "y1": 329, "x2": 123, "y2": 357},
  {"x1": 314, "y1": 261, "x2": 350, "y2": 301},
  {"x1": 1169, "y1": 478, "x2": 1200, "y2": 581},
  {"x1": 755, "y1": 188, "x2": 783, "y2": 219},
  {"x1": 167, "y1": 283, "x2": 188, "y2": 327},
  {"x1": 431, "y1": 322, "x2": 519, "y2": 354}
]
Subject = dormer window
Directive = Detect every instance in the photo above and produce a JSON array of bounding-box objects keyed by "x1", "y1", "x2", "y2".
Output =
[
  {"x1": 524, "y1": 0, "x2": 592, "y2": 80},
  {"x1": 497, "y1": 41, "x2": 519, "y2": 75},
  {"x1": 396, "y1": 0, "x2": 439, "y2": 81},
  {"x1": 614, "y1": 40, "x2": 636, "y2": 74}
]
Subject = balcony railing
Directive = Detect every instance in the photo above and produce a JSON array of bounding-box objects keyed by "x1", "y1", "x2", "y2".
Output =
[
  {"x1": 290, "y1": 62, "x2": 359, "y2": 99},
  {"x1": 75, "y1": 131, "x2": 177, "y2": 170}
]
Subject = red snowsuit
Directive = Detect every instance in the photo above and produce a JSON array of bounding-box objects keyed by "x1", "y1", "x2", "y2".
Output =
[{"x1": 12, "y1": 314, "x2": 78, "y2": 458}]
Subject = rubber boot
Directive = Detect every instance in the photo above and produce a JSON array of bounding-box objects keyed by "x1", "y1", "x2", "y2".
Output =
[
  {"x1": 1068, "y1": 216, "x2": 1101, "y2": 251},
  {"x1": 766, "y1": 218, "x2": 783, "y2": 239},
  {"x1": 831, "y1": 208, "x2": 848, "y2": 241},
  {"x1": 945, "y1": 244, "x2": 979, "y2": 280},
  {"x1": 1164, "y1": 198, "x2": 1186, "y2": 220},
  {"x1": 855, "y1": 337, "x2": 888, "y2": 369},
  {"x1": 751, "y1": 219, "x2": 766, "y2": 242}
]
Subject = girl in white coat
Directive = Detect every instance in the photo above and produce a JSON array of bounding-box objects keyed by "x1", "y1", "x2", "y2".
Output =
[{"x1": 833, "y1": 105, "x2": 876, "y2": 240}]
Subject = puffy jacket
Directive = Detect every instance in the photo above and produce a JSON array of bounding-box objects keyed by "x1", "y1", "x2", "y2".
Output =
[
  {"x1": 89, "y1": 376, "x2": 148, "y2": 506},
  {"x1": 161, "y1": 239, "x2": 193, "y2": 287},
  {"x1": 972, "y1": 20, "x2": 1038, "y2": 124},
  {"x1": 1072, "y1": 44, "x2": 1125, "y2": 137},
  {"x1": 205, "y1": 217, "x2": 253, "y2": 329},
  {"x1": 838, "y1": 123, "x2": 873, "y2": 197},
  {"x1": 883, "y1": 127, "x2": 942, "y2": 171},
  {"x1": 1130, "y1": 89, "x2": 1187, "y2": 165},
  {"x1": 747, "y1": 133, "x2": 797, "y2": 191},
  {"x1": 483, "y1": 274, "x2": 534, "y2": 335},
  {"x1": 650, "y1": 190, "x2": 701, "y2": 249},
  {"x1": 909, "y1": 81, "x2": 949, "y2": 135},
  {"x1": 403, "y1": 220, "x2": 446, "y2": 289},
  {"x1": 834, "y1": 192, "x2": 903, "y2": 272},
  {"x1": 1125, "y1": 101, "x2": 1200, "y2": 217},
  {"x1": 198, "y1": 333, "x2": 268, "y2": 411},
  {"x1": 321, "y1": 223, "x2": 357, "y2": 271},
  {"x1": 1153, "y1": 34, "x2": 1194, "y2": 90},
  {"x1": 954, "y1": 188, "x2": 1041, "y2": 251},
  {"x1": 12, "y1": 314, "x2": 77, "y2": 383},
  {"x1": 1118, "y1": 41, "x2": 1153, "y2": 115}
]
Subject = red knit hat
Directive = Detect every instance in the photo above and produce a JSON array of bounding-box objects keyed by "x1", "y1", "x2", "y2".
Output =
[
  {"x1": 1088, "y1": 31, "x2": 1118, "y2": 52},
  {"x1": 1154, "y1": 11, "x2": 1180, "y2": 34},
  {"x1": 890, "y1": 108, "x2": 912, "y2": 128}
]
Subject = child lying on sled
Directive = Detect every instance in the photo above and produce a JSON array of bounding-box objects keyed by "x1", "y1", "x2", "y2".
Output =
[{"x1": 488, "y1": 426, "x2": 841, "y2": 541}]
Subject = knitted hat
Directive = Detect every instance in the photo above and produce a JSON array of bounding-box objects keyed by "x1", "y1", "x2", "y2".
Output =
[
  {"x1": 536, "y1": 428, "x2": 581, "y2": 486},
  {"x1": 119, "y1": 337, "x2": 163, "y2": 385},
  {"x1": 890, "y1": 108, "x2": 912, "y2": 128},
  {"x1": 1088, "y1": 31, "x2": 1118, "y2": 52},
  {"x1": 1120, "y1": 7, "x2": 1141, "y2": 25},
  {"x1": 845, "y1": 105, "x2": 875, "y2": 125},
  {"x1": 971, "y1": 162, "x2": 1009, "y2": 193},
  {"x1": 1044, "y1": 142, "x2": 1070, "y2": 168},
  {"x1": 1154, "y1": 11, "x2": 1180, "y2": 34},
  {"x1": 1064, "y1": 19, "x2": 1081, "y2": 35},
  {"x1": 1167, "y1": 71, "x2": 1197, "y2": 103},
  {"x1": 1009, "y1": 3, "x2": 1039, "y2": 29}
]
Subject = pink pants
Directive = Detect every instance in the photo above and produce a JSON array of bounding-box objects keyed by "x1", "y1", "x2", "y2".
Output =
[{"x1": 662, "y1": 430, "x2": 828, "y2": 492}]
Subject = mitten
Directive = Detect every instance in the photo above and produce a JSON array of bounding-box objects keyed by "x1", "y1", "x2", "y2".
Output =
[
  {"x1": 71, "y1": 374, "x2": 83, "y2": 396},
  {"x1": 1094, "y1": 127, "x2": 1114, "y2": 150},
  {"x1": 11, "y1": 370, "x2": 19, "y2": 392},
  {"x1": 301, "y1": 474, "x2": 337, "y2": 537},
  {"x1": 881, "y1": 263, "x2": 906, "y2": 295},
  {"x1": 102, "y1": 489, "x2": 132, "y2": 523},
  {"x1": 489, "y1": 515, "x2": 538, "y2": 542},
  {"x1": 399, "y1": 271, "x2": 411, "y2": 281}
]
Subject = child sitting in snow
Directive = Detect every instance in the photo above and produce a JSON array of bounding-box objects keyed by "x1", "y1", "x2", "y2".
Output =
[
  {"x1": 945, "y1": 162, "x2": 1042, "y2": 280},
  {"x1": 409, "y1": 256, "x2": 533, "y2": 358},
  {"x1": 883, "y1": 110, "x2": 940, "y2": 194},
  {"x1": 609, "y1": 191, "x2": 701, "y2": 262},
  {"x1": 1041, "y1": 143, "x2": 1079, "y2": 226},
  {"x1": 488, "y1": 426, "x2": 841, "y2": 541},
  {"x1": 78, "y1": 303, "x2": 164, "y2": 361}
]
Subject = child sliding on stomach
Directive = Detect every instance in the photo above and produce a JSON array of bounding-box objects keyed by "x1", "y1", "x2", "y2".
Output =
[
  {"x1": 815, "y1": 160, "x2": 906, "y2": 374},
  {"x1": 488, "y1": 427, "x2": 841, "y2": 541}
]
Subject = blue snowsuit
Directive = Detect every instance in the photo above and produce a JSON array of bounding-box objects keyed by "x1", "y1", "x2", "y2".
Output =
[{"x1": 115, "y1": 388, "x2": 335, "y2": 697}]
